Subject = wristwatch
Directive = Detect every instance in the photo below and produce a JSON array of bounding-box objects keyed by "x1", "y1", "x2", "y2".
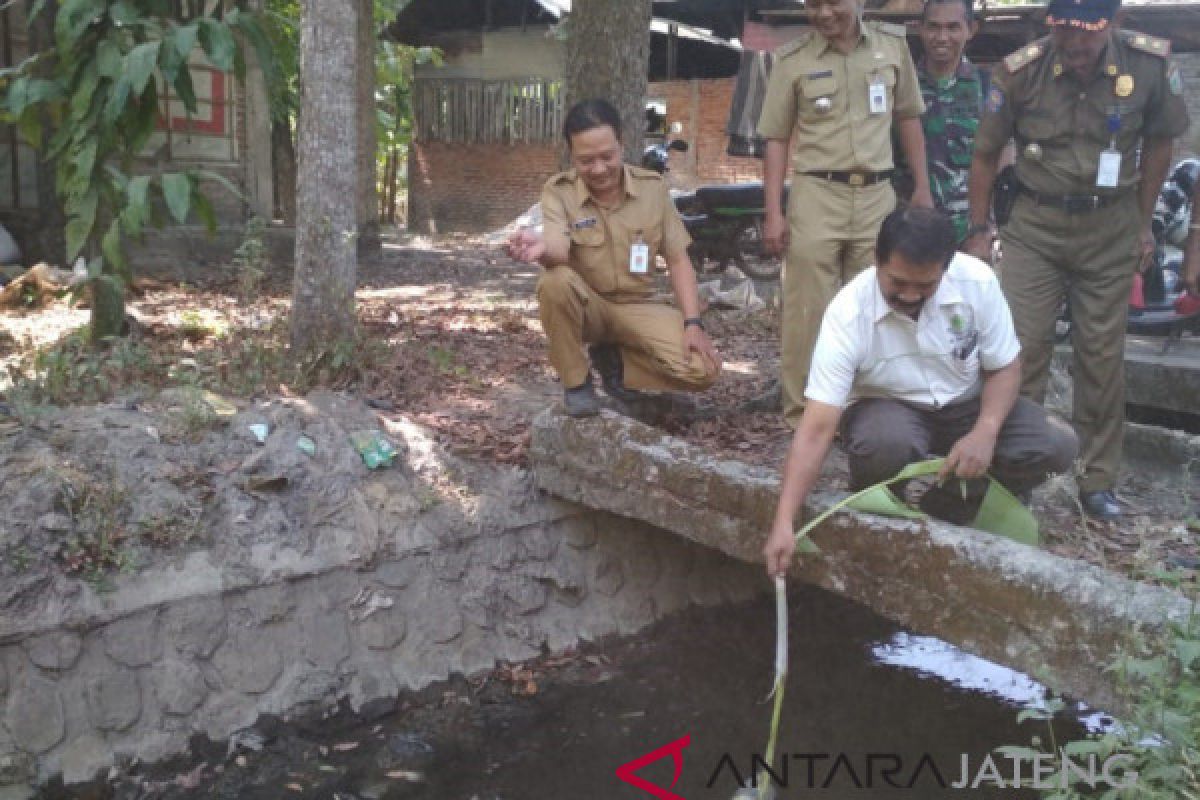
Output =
[{"x1": 684, "y1": 317, "x2": 705, "y2": 331}]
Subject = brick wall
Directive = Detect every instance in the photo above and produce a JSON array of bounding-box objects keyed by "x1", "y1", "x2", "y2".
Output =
[
  {"x1": 407, "y1": 141, "x2": 562, "y2": 234},
  {"x1": 649, "y1": 78, "x2": 764, "y2": 187},
  {"x1": 406, "y1": 77, "x2": 760, "y2": 233}
]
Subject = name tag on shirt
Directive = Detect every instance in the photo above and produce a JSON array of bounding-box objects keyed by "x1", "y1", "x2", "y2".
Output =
[
  {"x1": 868, "y1": 76, "x2": 888, "y2": 114},
  {"x1": 630, "y1": 241, "x2": 650, "y2": 274},
  {"x1": 1096, "y1": 149, "x2": 1121, "y2": 188},
  {"x1": 573, "y1": 217, "x2": 598, "y2": 230}
]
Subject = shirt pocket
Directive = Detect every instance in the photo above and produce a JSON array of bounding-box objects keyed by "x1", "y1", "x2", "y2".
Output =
[
  {"x1": 569, "y1": 225, "x2": 608, "y2": 278},
  {"x1": 798, "y1": 74, "x2": 840, "y2": 122},
  {"x1": 1016, "y1": 111, "x2": 1063, "y2": 146}
]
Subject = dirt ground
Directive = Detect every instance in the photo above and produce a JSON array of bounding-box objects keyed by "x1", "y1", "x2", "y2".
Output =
[{"x1": 0, "y1": 233, "x2": 1196, "y2": 593}]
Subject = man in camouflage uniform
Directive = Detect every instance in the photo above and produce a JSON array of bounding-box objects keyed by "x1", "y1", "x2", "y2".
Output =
[
  {"x1": 895, "y1": 0, "x2": 985, "y2": 241},
  {"x1": 966, "y1": 0, "x2": 1189, "y2": 519}
]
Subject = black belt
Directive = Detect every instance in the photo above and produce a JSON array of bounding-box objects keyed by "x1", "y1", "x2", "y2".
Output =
[
  {"x1": 804, "y1": 170, "x2": 893, "y2": 187},
  {"x1": 1017, "y1": 186, "x2": 1126, "y2": 214}
]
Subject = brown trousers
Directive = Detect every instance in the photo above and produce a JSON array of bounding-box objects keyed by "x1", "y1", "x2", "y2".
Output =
[
  {"x1": 999, "y1": 194, "x2": 1138, "y2": 492},
  {"x1": 840, "y1": 395, "x2": 1079, "y2": 503},
  {"x1": 536, "y1": 266, "x2": 718, "y2": 392}
]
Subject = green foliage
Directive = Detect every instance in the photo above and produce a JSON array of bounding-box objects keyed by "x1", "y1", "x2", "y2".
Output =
[
  {"x1": 263, "y1": 0, "x2": 439, "y2": 224},
  {"x1": 1, "y1": 1, "x2": 274, "y2": 340},
  {"x1": 232, "y1": 215, "x2": 269, "y2": 303},
  {"x1": 1007, "y1": 589, "x2": 1200, "y2": 799}
]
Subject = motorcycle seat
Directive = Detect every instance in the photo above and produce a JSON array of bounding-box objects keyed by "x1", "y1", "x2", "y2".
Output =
[
  {"x1": 693, "y1": 183, "x2": 790, "y2": 214},
  {"x1": 695, "y1": 183, "x2": 765, "y2": 210}
]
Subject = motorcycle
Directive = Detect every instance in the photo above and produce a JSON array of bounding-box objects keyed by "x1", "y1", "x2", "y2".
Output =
[{"x1": 641, "y1": 140, "x2": 783, "y2": 281}]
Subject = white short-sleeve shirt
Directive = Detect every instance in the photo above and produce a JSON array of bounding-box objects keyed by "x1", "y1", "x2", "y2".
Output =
[{"x1": 805, "y1": 252, "x2": 1021, "y2": 410}]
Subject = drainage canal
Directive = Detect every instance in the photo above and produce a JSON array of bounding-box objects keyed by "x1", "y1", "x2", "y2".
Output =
[{"x1": 40, "y1": 585, "x2": 1089, "y2": 800}]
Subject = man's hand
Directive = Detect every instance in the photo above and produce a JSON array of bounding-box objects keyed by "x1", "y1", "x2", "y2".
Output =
[
  {"x1": 1184, "y1": 233, "x2": 1200, "y2": 295},
  {"x1": 762, "y1": 519, "x2": 796, "y2": 578},
  {"x1": 506, "y1": 228, "x2": 546, "y2": 265},
  {"x1": 683, "y1": 324, "x2": 722, "y2": 376},
  {"x1": 763, "y1": 210, "x2": 789, "y2": 257},
  {"x1": 962, "y1": 230, "x2": 994, "y2": 263},
  {"x1": 909, "y1": 186, "x2": 934, "y2": 209},
  {"x1": 939, "y1": 428, "x2": 997, "y2": 482},
  {"x1": 1134, "y1": 225, "x2": 1155, "y2": 273}
]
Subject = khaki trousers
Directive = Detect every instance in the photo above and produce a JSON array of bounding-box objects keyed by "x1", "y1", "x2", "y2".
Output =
[
  {"x1": 536, "y1": 266, "x2": 718, "y2": 392},
  {"x1": 998, "y1": 193, "x2": 1139, "y2": 493},
  {"x1": 782, "y1": 175, "x2": 895, "y2": 426}
]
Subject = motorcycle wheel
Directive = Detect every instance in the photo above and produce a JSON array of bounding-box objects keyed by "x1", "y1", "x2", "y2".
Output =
[{"x1": 732, "y1": 219, "x2": 782, "y2": 281}]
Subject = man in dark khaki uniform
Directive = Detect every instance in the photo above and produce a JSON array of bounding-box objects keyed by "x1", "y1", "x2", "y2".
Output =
[
  {"x1": 509, "y1": 99, "x2": 720, "y2": 417},
  {"x1": 758, "y1": 0, "x2": 932, "y2": 426},
  {"x1": 966, "y1": 0, "x2": 1189, "y2": 518}
]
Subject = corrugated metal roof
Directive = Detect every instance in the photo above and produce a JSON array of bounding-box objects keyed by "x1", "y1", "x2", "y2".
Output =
[{"x1": 534, "y1": 0, "x2": 740, "y2": 48}]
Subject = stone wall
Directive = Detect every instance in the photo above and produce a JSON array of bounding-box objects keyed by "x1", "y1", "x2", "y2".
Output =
[
  {"x1": 0, "y1": 393, "x2": 760, "y2": 792},
  {"x1": 529, "y1": 408, "x2": 1195, "y2": 713}
]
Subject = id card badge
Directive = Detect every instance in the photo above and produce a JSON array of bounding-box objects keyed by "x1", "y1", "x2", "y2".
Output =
[
  {"x1": 1096, "y1": 148, "x2": 1121, "y2": 188},
  {"x1": 630, "y1": 235, "x2": 650, "y2": 274},
  {"x1": 868, "y1": 76, "x2": 888, "y2": 115}
]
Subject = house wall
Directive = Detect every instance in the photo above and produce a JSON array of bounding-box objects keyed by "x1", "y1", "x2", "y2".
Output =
[
  {"x1": 415, "y1": 27, "x2": 564, "y2": 81},
  {"x1": 407, "y1": 76, "x2": 755, "y2": 234},
  {"x1": 648, "y1": 78, "x2": 763, "y2": 187},
  {"x1": 407, "y1": 141, "x2": 563, "y2": 234}
]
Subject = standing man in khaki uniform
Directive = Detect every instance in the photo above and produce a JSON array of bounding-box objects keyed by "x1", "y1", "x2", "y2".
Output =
[
  {"x1": 508, "y1": 99, "x2": 721, "y2": 417},
  {"x1": 758, "y1": 0, "x2": 932, "y2": 426},
  {"x1": 965, "y1": 0, "x2": 1189, "y2": 518}
]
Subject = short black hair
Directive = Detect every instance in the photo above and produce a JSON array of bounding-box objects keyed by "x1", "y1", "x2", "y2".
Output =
[
  {"x1": 876, "y1": 207, "x2": 957, "y2": 270},
  {"x1": 921, "y1": 0, "x2": 974, "y2": 25},
  {"x1": 562, "y1": 99, "x2": 622, "y2": 145}
]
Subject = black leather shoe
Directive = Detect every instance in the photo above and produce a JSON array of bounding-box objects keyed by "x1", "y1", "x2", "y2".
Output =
[
  {"x1": 588, "y1": 343, "x2": 640, "y2": 401},
  {"x1": 1079, "y1": 490, "x2": 1121, "y2": 520},
  {"x1": 563, "y1": 380, "x2": 600, "y2": 418}
]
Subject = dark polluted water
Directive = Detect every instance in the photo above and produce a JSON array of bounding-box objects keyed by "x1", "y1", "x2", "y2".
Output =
[{"x1": 46, "y1": 585, "x2": 1091, "y2": 800}]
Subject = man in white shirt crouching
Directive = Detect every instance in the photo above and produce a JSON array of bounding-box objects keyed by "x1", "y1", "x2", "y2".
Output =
[{"x1": 763, "y1": 207, "x2": 1078, "y2": 577}]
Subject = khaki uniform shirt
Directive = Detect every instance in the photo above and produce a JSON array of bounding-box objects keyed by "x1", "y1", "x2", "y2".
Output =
[
  {"x1": 757, "y1": 21, "x2": 925, "y2": 173},
  {"x1": 540, "y1": 165, "x2": 690, "y2": 301},
  {"x1": 975, "y1": 31, "x2": 1190, "y2": 195}
]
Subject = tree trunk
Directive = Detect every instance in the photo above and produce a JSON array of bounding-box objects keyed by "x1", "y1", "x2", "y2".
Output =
[
  {"x1": 271, "y1": 118, "x2": 297, "y2": 225},
  {"x1": 563, "y1": 0, "x2": 652, "y2": 165},
  {"x1": 357, "y1": 0, "x2": 380, "y2": 257},
  {"x1": 291, "y1": 0, "x2": 358, "y2": 358}
]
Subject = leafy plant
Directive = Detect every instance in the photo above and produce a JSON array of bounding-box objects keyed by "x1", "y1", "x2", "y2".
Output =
[
  {"x1": 232, "y1": 215, "x2": 269, "y2": 303},
  {"x1": 2, "y1": 0, "x2": 275, "y2": 342},
  {"x1": 1004, "y1": 584, "x2": 1200, "y2": 799}
]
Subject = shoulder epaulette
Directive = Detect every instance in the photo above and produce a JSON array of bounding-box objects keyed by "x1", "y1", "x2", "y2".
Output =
[
  {"x1": 628, "y1": 166, "x2": 664, "y2": 181},
  {"x1": 547, "y1": 170, "x2": 574, "y2": 188},
  {"x1": 1121, "y1": 31, "x2": 1171, "y2": 57},
  {"x1": 871, "y1": 20, "x2": 908, "y2": 37},
  {"x1": 1003, "y1": 39, "x2": 1048, "y2": 73},
  {"x1": 775, "y1": 33, "x2": 811, "y2": 58}
]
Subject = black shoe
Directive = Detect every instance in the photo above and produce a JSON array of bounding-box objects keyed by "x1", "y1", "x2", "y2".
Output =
[
  {"x1": 1079, "y1": 490, "x2": 1121, "y2": 520},
  {"x1": 588, "y1": 343, "x2": 638, "y2": 400},
  {"x1": 563, "y1": 380, "x2": 600, "y2": 418}
]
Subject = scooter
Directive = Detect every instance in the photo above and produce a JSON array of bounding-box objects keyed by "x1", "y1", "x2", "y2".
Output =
[{"x1": 641, "y1": 141, "x2": 783, "y2": 281}]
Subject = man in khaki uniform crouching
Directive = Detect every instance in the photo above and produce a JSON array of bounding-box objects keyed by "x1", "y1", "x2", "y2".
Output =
[
  {"x1": 508, "y1": 99, "x2": 721, "y2": 417},
  {"x1": 758, "y1": 0, "x2": 933, "y2": 426},
  {"x1": 965, "y1": 0, "x2": 1189, "y2": 518}
]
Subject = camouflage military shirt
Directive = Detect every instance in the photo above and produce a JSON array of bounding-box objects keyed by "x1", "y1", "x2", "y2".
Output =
[{"x1": 896, "y1": 56, "x2": 984, "y2": 240}]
